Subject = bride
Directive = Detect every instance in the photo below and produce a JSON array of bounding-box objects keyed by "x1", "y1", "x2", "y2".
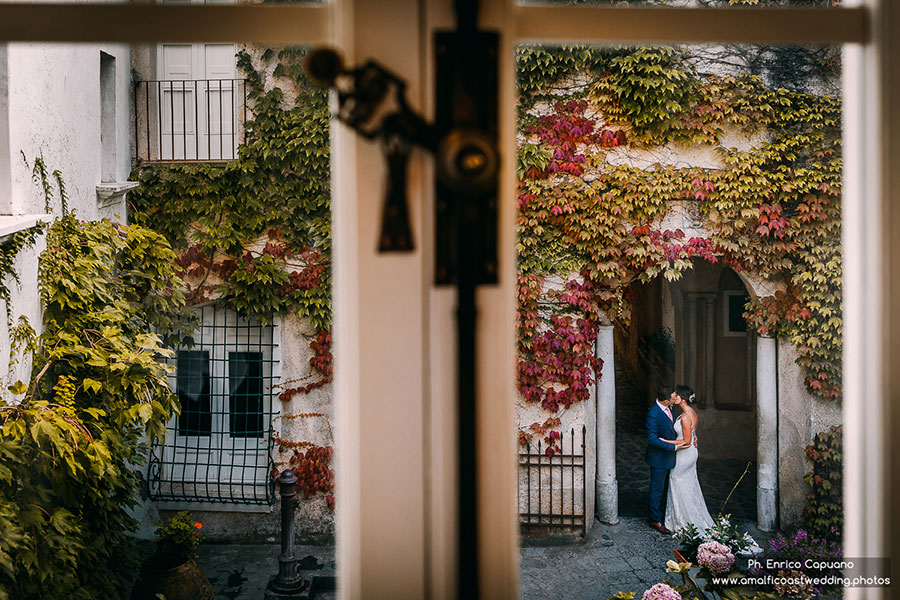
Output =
[{"x1": 660, "y1": 385, "x2": 715, "y2": 533}]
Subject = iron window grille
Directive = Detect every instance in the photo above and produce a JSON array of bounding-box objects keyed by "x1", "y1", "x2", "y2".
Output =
[{"x1": 148, "y1": 306, "x2": 279, "y2": 505}]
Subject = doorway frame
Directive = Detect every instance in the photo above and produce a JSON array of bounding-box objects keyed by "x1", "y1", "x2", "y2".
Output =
[{"x1": 0, "y1": 2, "x2": 892, "y2": 599}]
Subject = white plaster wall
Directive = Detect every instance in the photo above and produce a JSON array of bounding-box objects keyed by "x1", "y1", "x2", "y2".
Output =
[
  {"x1": 604, "y1": 127, "x2": 767, "y2": 173},
  {"x1": 515, "y1": 273, "x2": 598, "y2": 533},
  {"x1": 8, "y1": 43, "x2": 132, "y2": 217},
  {"x1": 128, "y1": 43, "x2": 340, "y2": 542},
  {"x1": 130, "y1": 311, "x2": 337, "y2": 544},
  {"x1": 0, "y1": 45, "x2": 11, "y2": 213},
  {"x1": 122, "y1": 234, "x2": 337, "y2": 541},
  {"x1": 776, "y1": 339, "x2": 841, "y2": 529},
  {"x1": 1, "y1": 41, "x2": 132, "y2": 397},
  {"x1": 0, "y1": 239, "x2": 43, "y2": 394}
]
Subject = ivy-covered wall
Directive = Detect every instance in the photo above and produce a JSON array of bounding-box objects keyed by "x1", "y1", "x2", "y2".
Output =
[
  {"x1": 128, "y1": 45, "x2": 336, "y2": 541},
  {"x1": 514, "y1": 44, "x2": 843, "y2": 528}
]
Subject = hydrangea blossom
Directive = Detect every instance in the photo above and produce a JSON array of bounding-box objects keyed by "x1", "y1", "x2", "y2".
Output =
[
  {"x1": 774, "y1": 570, "x2": 816, "y2": 600},
  {"x1": 641, "y1": 583, "x2": 682, "y2": 600},
  {"x1": 697, "y1": 540, "x2": 735, "y2": 575}
]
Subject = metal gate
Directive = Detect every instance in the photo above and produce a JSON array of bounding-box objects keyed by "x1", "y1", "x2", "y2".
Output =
[{"x1": 518, "y1": 425, "x2": 587, "y2": 536}]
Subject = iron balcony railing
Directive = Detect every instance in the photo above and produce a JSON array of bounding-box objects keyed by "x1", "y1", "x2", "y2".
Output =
[{"x1": 134, "y1": 79, "x2": 248, "y2": 162}]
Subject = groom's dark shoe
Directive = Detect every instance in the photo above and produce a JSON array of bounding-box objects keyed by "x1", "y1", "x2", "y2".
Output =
[{"x1": 649, "y1": 521, "x2": 671, "y2": 534}]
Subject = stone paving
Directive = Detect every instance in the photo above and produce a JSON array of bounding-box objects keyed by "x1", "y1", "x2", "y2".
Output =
[
  {"x1": 190, "y1": 514, "x2": 769, "y2": 600},
  {"x1": 195, "y1": 542, "x2": 336, "y2": 600},
  {"x1": 519, "y1": 515, "x2": 773, "y2": 600},
  {"x1": 185, "y1": 364, "x2": 764, "y2": 599}
]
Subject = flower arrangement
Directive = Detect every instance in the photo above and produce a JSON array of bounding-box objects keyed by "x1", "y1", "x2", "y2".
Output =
[
  {"x1": 641, "y1": 583, "x2": 682, "y2": 600},
  {"x1": 154, "y1": 510, "x2": 205, "y2": 567},
  {"x1": 674, "y1": 515, "x2": 758, "y2": 561},
  {"x1": 696, "y1": 541, "x2": 735, "y2": 575}
]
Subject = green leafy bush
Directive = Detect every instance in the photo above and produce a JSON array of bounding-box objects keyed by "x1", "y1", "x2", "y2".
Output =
[
  {"x1": 0, "y1": 214, "x2": 188, "y2": 600},
  {"x1": 803, "y1": 425, "x2": 842, "y2": 540}
]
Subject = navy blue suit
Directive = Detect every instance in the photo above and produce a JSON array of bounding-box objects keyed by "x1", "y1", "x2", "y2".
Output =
[{"x1": 646, "y1": 402, "x2": 678, "y2": 523}]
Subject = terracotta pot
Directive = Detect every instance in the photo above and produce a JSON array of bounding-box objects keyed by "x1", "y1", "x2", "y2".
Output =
[{"x1": 131, "y1": 558, "x2": 214, "y2": 600}]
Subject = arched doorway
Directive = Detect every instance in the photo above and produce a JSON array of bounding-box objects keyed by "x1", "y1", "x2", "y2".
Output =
[{"x1": 610, "y1": 263, "x2": 759, "y2": 524}]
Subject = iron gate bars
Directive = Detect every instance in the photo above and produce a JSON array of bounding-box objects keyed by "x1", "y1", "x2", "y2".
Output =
[{"x1": 518, "y1": 426, "x2": 588, "y2": 537}]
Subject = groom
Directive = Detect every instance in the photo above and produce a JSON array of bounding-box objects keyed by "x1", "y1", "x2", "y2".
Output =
[{"x1": 645, "y1": 384, "x2": 686, "y2": 534}]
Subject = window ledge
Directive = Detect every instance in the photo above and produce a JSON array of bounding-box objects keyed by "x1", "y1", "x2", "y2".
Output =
[
  {"x1": 0, "y1": 214, "x2": 50, "y2": 243},
  {"x1": 96, "y1": 181, "x2": 139, "y2": 208}
]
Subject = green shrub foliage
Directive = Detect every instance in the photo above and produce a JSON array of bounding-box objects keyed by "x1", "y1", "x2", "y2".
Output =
[
  {"x1": 803, "y1": 425, "x2": 843, "y2": 541},
  {"x1": 153, "y1": 510, "x2": 204, "y2": 567},
  {"x1": 0, "y1": 214, "x2": 187, "y2": 600}
]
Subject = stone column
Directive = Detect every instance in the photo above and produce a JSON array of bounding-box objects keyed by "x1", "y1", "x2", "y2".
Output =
[
  {"x1": 595, "y1": 324, "x2": 618, "y2": 524},
  {"x1": 685, "y1": 295, "x2": 698, "y2": 388},
  {"x1": 756, "y1": 334, "x2": 778, "y2": 531},
  {"x1": 703, "y1": 295, "x2": 716, "y2": 406}
]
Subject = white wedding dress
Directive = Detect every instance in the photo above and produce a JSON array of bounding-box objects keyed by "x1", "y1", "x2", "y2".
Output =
[{"x1": 664, "y1": 416, "x2": 715, "y2": 533}]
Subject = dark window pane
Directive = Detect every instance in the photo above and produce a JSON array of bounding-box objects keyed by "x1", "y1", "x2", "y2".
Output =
[
  {"x1": 176, "y1": 350, "x2": 211, "y2": 436},
  {"x1": 728, "y1": 294, "x2": 749, "y2": 333},
  {"x1": 229, "y1": 351, "x2": 263, "y2": 438}
]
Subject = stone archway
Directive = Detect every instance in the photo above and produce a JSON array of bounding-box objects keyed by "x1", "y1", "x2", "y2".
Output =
[{"x1": 595, "y1": 265, "x2": 779, "y2": 531}]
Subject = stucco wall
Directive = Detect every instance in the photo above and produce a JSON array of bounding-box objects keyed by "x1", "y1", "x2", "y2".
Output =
[
  {"x1": 127, "y1": 42, "x2": 340, "y2": 543},
  {"x1": 1, "y1": 41, "x2": 132, "y2": 396},
  {"x1": 7, "y1": 43, "x2": 132, "y2": 217},
  {"x1": 131, "y1": 312, "x2": 336, "y2": 544},
  {"x1": 777, "y1": 340, "x2": 841, "y2": 529},
  {"x1": 273, "y1": 313, "x2": 335, "y2": 540},
  {"x1": 516, "y1": 355, "x2": 597, "y2": 536}
]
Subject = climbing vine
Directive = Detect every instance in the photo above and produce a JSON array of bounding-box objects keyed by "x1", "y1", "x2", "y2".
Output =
[
  {"x1": 515, "y1": 43, "x2": 843, "y2": 442},
  {"x1": 0, "y1": 156, "x2": 67, "y2": 323},
  {"x1": 1, "y1": 198, "x2": 187, "y2": 599},
  {"x1": 0, "y1": 226, "x2": 44, "y2": 323},
  {"x1": 129, "y1": 46, "x2": 333, "y2": 395},
  {"x1": 128, "y1": 46, "x2": 336, "y2": 509}
]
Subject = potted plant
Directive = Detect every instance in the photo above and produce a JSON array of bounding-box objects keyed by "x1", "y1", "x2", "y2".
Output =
[{"x1": 131, "y1": 511, "x2": 214, "y2": 600}]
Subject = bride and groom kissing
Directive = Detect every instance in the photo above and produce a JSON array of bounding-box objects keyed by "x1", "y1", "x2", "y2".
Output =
[{"x1": 646, "y1": 384, "x2": 715, "y2": 536}]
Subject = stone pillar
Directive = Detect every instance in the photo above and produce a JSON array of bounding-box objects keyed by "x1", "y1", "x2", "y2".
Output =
[
  {"x1": 595, "y1": 324, "x2": 618, "y2": 524},
  {"x1": 703, "y1": 295, "x2": 716, "y2": 406},
  {"x1": 685, "y1": 295, "x2": 698, "y2": 388},
  {"x1": 756, "y1": 334, "x2": 778, "y2": 531}
]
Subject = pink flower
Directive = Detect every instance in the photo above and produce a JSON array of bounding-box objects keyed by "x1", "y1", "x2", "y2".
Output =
[
  {"x1": 641, "y1": 583, "x2": 682, "y2": 600},
  {"x1": 697, "y1": 540, "x2": 735, "y2": 575}
]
